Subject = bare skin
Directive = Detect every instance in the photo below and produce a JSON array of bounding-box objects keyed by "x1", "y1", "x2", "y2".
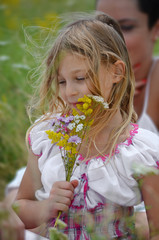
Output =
[
  {"x1": 96, "y1": 0, "x2": 159, "y2": 128},
  {"x1": 0, "y1": 191, "x2": 24, "y2": 240}
]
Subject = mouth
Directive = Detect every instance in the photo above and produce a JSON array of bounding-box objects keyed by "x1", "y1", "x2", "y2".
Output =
[
  {"x1": 69, "y1": 102, "x2": 83, "y2": 108},
  {"x1": 133, "y1": 63, "x2": 141, "y2": 72}
]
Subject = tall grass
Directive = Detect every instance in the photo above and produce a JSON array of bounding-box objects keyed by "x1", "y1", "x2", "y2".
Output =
[{"x1": 0, "y1": 0, "x2": 95, "y2": 199}]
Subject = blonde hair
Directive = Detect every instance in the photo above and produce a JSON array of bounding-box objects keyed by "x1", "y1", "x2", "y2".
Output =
[{"x1": 27, "y1": 12, "x2": 137, "y2": 157}]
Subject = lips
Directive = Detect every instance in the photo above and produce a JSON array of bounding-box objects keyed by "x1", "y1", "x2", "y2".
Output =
[
  {"x1": 133, "y1": 63, "x2": 141, "y2": 72},
  {"x1": 70, "y1": 102, "x2": 83, "y2": 108}
]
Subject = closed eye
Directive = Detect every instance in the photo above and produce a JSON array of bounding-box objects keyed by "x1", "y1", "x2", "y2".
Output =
[
  {"x1": 120, "y1": 25, "x2": 135, "y2": 32},
  {"x1": 58, "y1": 79, "x2": 66, "y2": 84},
  {"x1": 76, "y1": 77, "x2": 86, "y2": 81}
]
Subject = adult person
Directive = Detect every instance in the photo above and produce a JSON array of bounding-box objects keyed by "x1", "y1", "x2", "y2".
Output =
[
  {"x1": 96, "y1": 0, "x2": 159, "y2": 239},
  {"x1": 96, "y1": 0, "x2": 159, "y2": 134}
]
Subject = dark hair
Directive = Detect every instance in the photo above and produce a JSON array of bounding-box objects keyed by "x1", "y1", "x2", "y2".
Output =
[
  {"x1": 137, "y1": 0, "x2": 159, "y2": 28},
  {"x1": 95, "y1": 0, "x2": 159, "y2": 29}
]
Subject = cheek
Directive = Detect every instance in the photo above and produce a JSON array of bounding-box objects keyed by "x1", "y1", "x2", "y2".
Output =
[
  {"x1": 124, "y1": 34, "x2": 140, "y2": 52},
  {"x1": 59, "y1": 88, "x2": 66, "y2": 100},
  {"x1": 123, "y1": 33, "x2": 145, "y2": 64},
  {"x1": 101, "y1": 81, "x2": 113, "y2": 100}
]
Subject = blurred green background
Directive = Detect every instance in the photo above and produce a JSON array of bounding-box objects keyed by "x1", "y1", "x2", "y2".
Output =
[
  {"x1": 0, "y1": 0, "x2": 159, "y2": 199},
  {"x1": 0, "y1": 0, "x2": 95, "y2": 199}
]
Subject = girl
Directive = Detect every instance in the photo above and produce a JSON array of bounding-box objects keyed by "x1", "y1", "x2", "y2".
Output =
[{"x1": 15, "y1": 13, "x2": 159, "y2": 239}]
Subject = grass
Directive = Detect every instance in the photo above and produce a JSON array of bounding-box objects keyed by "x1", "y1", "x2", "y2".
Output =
[{"x1": 0, "y1": 0, "x2": 95, "y2": 199}]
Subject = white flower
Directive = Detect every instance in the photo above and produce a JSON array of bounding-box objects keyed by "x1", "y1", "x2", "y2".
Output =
[
  {"x1": 0, "y1": 41, "x2": 10, "y2": 46},
  {"x1": 76, "y1": 123, "x2": 83, "y2": 132},
  {"x1": 103, "y1": 102, "x2": 109, "y2": 109},
  {"x1": 80, "y1": 115, "x2": 86, "y2": 120},
  {"x1": 74, "y1": 115, "x2": 80, "y2": 120},
  {"x1": 67, "y1": 123, "x2": 75, "y2": 130},
  {"x1": 88, "y1": 95, "x2": 109, "y2": 109},
  {"x1": 91, "y1": 95, "x2": 104, "y2": 103},
  {"x1": 0, "y1": 55, "x2": 10, "y2": 61},
  {"x1": 74, "y1": 119, "x2": 80, "y2": 124},
  {"x1": 12, "y1": 63, "x2": 30, "y2": 70}
]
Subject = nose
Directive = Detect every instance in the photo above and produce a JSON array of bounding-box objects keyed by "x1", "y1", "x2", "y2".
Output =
[{"x1": 66, "y1": 82, "x2": 78, "y2": 98}]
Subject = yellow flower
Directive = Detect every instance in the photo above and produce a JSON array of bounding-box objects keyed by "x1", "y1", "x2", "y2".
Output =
[
  {"x1": 83, "y1": 103, "x2": 89, "y2": 110},
  {"x1": 78, "y1": 95, "x2": 92, "y2": 104},
  {"x1": 72, "y1": 108, "x2": 79, "y2": 116},
  {"x1": 64, "y1": 134, "x2": 69, "y2": 140},
  {"x1": 85, "y1": 109, "x2": 93, "y2": 115},
  {"x1": 57, "y1": 139, "x2": 66, "y2": 147},
  {"x1": 72, "y1": 148, "x2": 78, "y2": 154},
  {"x1": 46, "y1": 130, "x2": 62, "y2": 143}
]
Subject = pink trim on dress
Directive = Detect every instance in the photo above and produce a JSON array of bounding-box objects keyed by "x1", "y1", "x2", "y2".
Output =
[
  {"x1": 28, "y1": 133, "x2": 31, "y2": 146},
  {"x1": 115, "y1": 220, "x2": 122, "y2": 237}
]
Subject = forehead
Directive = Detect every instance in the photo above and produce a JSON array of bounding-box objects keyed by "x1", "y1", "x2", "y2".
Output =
[
  {"x1": 58, "y1": 52, "x2": 90, "y2": 74},
  {"x1": 97, "y1": 0, "x2": 140, "y2": 22}
]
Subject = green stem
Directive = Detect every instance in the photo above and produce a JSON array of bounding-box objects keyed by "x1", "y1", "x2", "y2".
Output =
[{"x1": 54, "y1": 211, "x2": 62, "y2": 228}]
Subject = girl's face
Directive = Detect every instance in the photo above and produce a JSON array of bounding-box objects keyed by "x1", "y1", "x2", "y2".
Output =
[
  {"x1": 96, "y1": 0, "x2": 158, "y2": 81},
  {"x1": 57, "y1": 52, "x2": 114, "y2": 109}
]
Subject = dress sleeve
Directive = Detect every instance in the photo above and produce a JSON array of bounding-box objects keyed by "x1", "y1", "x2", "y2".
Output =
[
  {"x1": 86, "y1": 128, "x2": 159, "y2": 207},
  {"x1": 28, "y1": 120, "x2": 52, "y2": 156},
  {"x1": 28, "y1": 117, "x2": 61, "y2": 170}
]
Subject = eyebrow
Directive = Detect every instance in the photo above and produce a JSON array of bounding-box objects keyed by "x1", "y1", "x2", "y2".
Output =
[{"x1": 118, "y1": 19, "x2": 138, "y2": 24}]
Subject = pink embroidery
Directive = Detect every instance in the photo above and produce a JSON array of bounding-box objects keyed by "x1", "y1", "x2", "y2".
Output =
[
  {"x1": 28, "y1": 133, "x2": 31, "y2": 146},
  {"x1": 82, "y1": 174, "x2": 89, "y2": 208},
  {"x1": 115, "y1": 220, "x2": 122, "y2": 237},
  {"x1": 156, "y1": 161, "x2": 159, "y2": 169},
  {"x1": 83, "y1": 231, "x2": 90, "y2": 240}
]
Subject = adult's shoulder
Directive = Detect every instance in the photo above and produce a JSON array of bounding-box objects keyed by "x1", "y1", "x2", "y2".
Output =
[
  {"x1": 149, "y1": 57, "x2": 159, "y2": 129},
  {"x1": 137, "y1": 127, "x2": 159, "y2": 146},
  {"x1": 152, "y1": 57, "x2": 159, "y2": 84}
]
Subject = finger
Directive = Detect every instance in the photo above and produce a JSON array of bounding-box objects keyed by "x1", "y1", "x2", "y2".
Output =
[
  {"x1": 57, "y1": 196, "x2": 72, "y2": 206},
  {"x1": 53, "y1": 181, "x2": 75, "y2": 192},
  {"x1": 53, "y1": 189, "x2": 74, "y2": 202},
  {"x1": 71, "y1": 180, "x2": 78, "y2": 189},
  {"x1": 51, "y1": 202, "x2": 69, "y2": 215},
  {"x1": 56, "y1": 202, "x2": 69, "y2": 213}
]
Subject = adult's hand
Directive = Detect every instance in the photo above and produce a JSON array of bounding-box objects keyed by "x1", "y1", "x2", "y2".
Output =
[{"x1": 0, "y1": 202, "x2": 25, "y2": 240}]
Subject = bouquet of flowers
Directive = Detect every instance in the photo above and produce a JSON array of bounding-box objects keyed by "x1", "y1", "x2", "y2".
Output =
[{"x1": 46, "y1": 95, "x2": 109, "y2": 239}]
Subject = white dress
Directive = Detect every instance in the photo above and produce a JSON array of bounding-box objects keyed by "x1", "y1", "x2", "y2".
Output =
[
  {"x1": 5, "y1": 166, "x2": 26, "y2": 195},
  {"x1": 29, "y1": 119, "x2": 159, "y2": 239}
]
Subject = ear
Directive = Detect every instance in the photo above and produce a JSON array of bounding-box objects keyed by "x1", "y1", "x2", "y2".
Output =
[
  {"x1": 152, "y1": 19, "x2": 159, "y2": 42},
  {"x1": 112, "y1": 60, "x2": 125, "y2": 83}
]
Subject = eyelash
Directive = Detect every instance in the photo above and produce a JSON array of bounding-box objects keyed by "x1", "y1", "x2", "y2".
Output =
[
  {"x1": 58, "y1": 80, "x2": 65, "y2": 85},
  {"x1": 120, "y1": 25, "x2": 135, "y2": 32},
  {"x1": 58, "y1": 77, "x2": 86, "y2": 84},
  {"x1": 76, "y1": 77, "x2": 85, "y2": 81}
]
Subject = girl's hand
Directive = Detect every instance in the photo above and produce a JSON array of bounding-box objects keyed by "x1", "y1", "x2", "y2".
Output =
[{"x1": 44, "y1": 180, "x2": 78, "y2": 221}]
